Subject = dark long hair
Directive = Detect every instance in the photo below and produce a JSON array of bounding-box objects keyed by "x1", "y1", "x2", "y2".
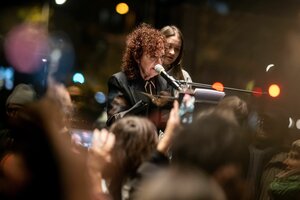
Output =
[{"x1": 160, "y1": 25, "x2": 185, "y2": 80}]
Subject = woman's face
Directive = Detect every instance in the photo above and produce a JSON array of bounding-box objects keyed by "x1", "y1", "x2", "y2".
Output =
[
  {"x1": 163, "y1": 32, "x2": 182, "y2": 66},
  {"x1": 139, "y1": 49, "x2": 164, "y2": 80}
]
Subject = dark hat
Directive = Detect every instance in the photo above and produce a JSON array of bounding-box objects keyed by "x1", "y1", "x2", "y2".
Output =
[{"x1": 6, "y1": 83, "x2": 36, "y2": 106}]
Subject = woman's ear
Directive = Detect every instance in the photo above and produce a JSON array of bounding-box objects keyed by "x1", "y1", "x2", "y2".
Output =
[{"x1": 133, "y1": 52, "x2": 141, "y2": 64}]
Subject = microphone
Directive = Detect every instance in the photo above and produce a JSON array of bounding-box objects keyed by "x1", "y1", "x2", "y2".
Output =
[{"x1": 154, "y1": 64, "x2": 182, "y2": 91}]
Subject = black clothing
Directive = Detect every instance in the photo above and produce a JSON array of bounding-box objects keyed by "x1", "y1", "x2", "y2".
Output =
[
  {"x1": 106, "y1": 71, "x2": 173, "y2": 130},
  {"x1": 247, "y1": 144, "x2": 284, "y2": 199}
]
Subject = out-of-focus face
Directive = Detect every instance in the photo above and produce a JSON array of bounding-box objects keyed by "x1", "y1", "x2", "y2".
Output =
[
  {"x1": 139, "y1": 49, "x2": 164, "y2": 81},
  {"x1": 283, "y1": 150, "x2": 300, "y2": 170},
  {"x1": 1, "y1": 153, "x2": 30, "y2": 195},
  {"x1": 163, "y1": 32, "x2": 182, "y2": 67}
]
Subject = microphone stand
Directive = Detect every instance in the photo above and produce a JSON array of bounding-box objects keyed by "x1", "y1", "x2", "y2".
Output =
[
  {"x1": 142, "y1": 79, "x2": 267, "y2": 107},
  {"x1": 177, "y1": 80, "x2": 267, "y2": 95}
]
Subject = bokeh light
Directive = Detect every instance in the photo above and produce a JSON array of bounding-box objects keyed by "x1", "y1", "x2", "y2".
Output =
[
  {"x1": 55, "y1": 0, "x2": 67, "y2": 5},
  {"x1": 265, "y1": 64, "x2": 274, "y2": 72},
  {"x1": 245, "y1": 80, "x2": 255, "y2": 91},
  {"x1": 296, "y1": 119, "x2": 300, "y2": 130},
  {"x1": 252, "y1": 87, "x2": 263, "y2": 97},
  {"x1": 0, "y1": 67, "x2": 14, "y2": 90},
  {"x1": 116, "y1": 3, "x2": 129, "y2": 15},
  {"x1": 268, "y1": 84, "x2": 280, "y2": 97},
  {"x1": 95, "y1": 91, "x2": 106, "y2": 104},
  {"x1": 288, "y1": 117, "x2": 294, "y2": 128},
  {"x1": 212, "y1": 82, "x2": 224, "y2": 92},
  {"x1": 73, "y1": 73, "x2": 85, "y2": 84},
  {"x1": 4, "y1": 23, "x2": 48, "y2": 73}
]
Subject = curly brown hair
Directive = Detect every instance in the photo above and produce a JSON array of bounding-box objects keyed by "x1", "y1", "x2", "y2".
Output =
[{"x1": 121, "y1": 23, "x2": 167, "y2": 80}]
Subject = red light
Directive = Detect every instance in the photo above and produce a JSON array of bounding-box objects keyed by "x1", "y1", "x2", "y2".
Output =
[
  {"x1": 268, "y1": 84, "x2": 280, "y2": 97},
  {"x1": 212, "y1": 82, "x2": 224, "y2": 92},
  {"x1": 252, "y1": 87, "x2": 263, "y2": 97}
]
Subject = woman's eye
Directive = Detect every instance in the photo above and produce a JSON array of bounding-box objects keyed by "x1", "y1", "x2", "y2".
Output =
[{"x1": 149, "y1": 56, "x2": 157, "y2": 61}]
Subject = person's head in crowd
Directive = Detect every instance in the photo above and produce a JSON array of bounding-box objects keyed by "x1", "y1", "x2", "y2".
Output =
[
  {"x1": 134, "y1": 166, "x2": 226, "y2": 200},
  {"x1": 283, "y1": 139, "x2": 300, "y2": 171},
  {"x1": 217, "y1": 95, "x2": 249, "y2": 127},
  {"x1": 252, "y1": 109, "x2": 289, "y2": 148},
  {"x1": 268, "y1": 139, "x2": 300, "y2": 200},
  {"x1": 172, "y1": 107, "x2": 247, "y2": 173},
  {"x1": 5, "y1": 84, "x2": 37, "y2": 119},
  {"x1": 160, "y1": 25, "x2": 185, "y2": 80},
  {"x1": 0, "y1": 97, "x2": 90, "y2": 200},
  {"x1": 195, "y1": 106, "x2": 239, "y2": 126},
  {"x1": 103, "y1": 116, "x2": 158, "y2": 200},
  {"x1": 121, "y1": 23, "x2": 167, "y2": 81},
  {"x1": 171, "y1": 107, "x2": 249, "y2": 199},
  {"x1": 216, "y1": 96, "x2": 251, "y2": 147}
]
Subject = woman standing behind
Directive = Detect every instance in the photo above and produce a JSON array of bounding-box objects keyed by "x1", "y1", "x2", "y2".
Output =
[{"x1": 160, "y1": 25, "x2": 192, "y2": 83}]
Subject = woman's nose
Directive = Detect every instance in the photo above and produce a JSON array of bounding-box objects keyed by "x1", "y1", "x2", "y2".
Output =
[
  {"x1": 169, "y1": 48, "x2": 175, "y2": 55},
  {"x1": 157, "y1": 57, "x2": 163, "y2": 64}
]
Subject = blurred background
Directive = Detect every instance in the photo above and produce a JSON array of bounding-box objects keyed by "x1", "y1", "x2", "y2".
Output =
[{"x1": 1, "y1": 0, "x2": 300, "y2": 132}]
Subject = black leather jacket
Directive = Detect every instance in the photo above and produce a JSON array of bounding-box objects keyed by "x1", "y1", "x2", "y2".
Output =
[{"x1": 106, "y1": 71, "x2": 173, "y2": 130}]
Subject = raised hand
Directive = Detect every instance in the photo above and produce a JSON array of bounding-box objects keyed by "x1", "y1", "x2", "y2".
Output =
[{"x1": 88, "y1": 128, "x2": 116, "y2": 172}]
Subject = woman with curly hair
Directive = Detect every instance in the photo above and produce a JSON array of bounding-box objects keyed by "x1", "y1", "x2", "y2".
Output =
[{"x1": 106, "y1": 23, "x2": 173, "y2": 130}]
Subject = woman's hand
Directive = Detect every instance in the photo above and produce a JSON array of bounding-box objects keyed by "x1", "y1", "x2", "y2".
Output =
[{"x1": 87, "y1": 128, "x2": 116, "y2": 172}]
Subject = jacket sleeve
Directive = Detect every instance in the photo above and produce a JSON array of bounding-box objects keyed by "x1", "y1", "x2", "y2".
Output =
[
  {"x1": 106, "y1": 75, "x2": 129, "y2": 126},
  {"x1": 106, "y1": 75, "x2": 148, "y2": 126}
]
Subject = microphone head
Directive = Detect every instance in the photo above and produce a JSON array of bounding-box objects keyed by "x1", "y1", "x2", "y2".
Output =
[{"x1": 154, "y1": 64, "x2": 164, "y2": 73}]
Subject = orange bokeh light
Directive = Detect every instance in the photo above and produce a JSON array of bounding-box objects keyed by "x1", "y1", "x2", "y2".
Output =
[
  {"x1": 212, "y1": 82, "x2": 224, "y2": 92},
  {"x1": 268, "y1": 84, "x2": 280, "y2": 97},
  {"x1": 115, "y1": 3, "x2": 129, "y2": 15}
]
